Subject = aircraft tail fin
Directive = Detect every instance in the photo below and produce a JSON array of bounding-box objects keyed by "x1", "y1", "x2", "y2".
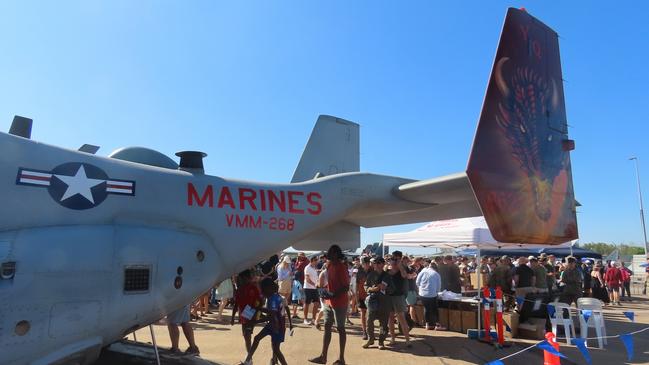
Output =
[
  {"x1": 291, "y1": 115, "x2": 359, "y2": 183},
  {"x1": 466, "y1": 8, "x2": 578, "y2": 244}
]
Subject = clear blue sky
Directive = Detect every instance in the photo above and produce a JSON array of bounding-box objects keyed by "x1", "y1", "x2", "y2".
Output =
[{"x1": 1, "y1": 1, "x2": 647, "y2": 247}]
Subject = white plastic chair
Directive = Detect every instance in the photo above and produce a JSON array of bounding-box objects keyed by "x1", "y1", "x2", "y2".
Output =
[
  {"x1": 577, "y1": 298, "x2": 607, "y2": 348},
  {"x1": 548, "y1": 302, "x2": 576, "y2": 345}
]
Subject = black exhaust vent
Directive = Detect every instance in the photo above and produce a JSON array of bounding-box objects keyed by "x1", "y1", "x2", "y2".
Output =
[
  {"x1": 175, "y1": 151, "x2": 207, "y2": 173},
  {"x1": 124, "y1": 266, "x2": 150, "y2": 293}
]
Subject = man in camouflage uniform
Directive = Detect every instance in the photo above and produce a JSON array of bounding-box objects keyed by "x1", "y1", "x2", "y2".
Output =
[
  {"x1": 559, "y1": 257, "x2": 583, "y2": 306},
  {"x1": 489, "y1": 256, "x2": 514, "y2": 309}
]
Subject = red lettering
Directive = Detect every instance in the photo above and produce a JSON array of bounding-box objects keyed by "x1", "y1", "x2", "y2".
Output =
[
  {"x1": 217, "y1": 186, "x2": 236, "y2": 209},
  {"x1": 288, "y1": 191, "x2": 304, "y2": 214},
  {"x1": 307, "y1": 192, "x2": 322, "y2": 215},
  {"x1": 250, "y1": 215, "x2": 262, "y2": 228},
  {"x1": 268, "y1": 190, "x2": 286, "y2": 212},
  {"x1": 259, "y1": 189, "x2": 267, "y2": 211},
  {"x1": 236, "y1": 215, "x2": 246, "y2": 227},
  {"x1": 226, "y1": 214, "x2": 234, "y2": 226},
  {"x1": 187, "y1": 183, "x2": 213, "y2": 207},
  {"x1": 238, "y1": 188, "x2": 257, "y2": 210}
]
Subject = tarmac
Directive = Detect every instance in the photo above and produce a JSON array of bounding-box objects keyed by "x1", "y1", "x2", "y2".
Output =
[{"x1": 96, "y1": 295, "x2": 649, "y2": 365}]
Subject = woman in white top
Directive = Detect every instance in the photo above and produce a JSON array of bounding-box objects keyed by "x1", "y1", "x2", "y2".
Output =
[{"x1": 277, "y1": 255, "x2": 293, "y2": 302}]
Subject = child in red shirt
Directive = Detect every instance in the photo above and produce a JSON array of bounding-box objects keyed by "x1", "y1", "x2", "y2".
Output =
[{"x1": 231, "y1": 269, "x2": 263, "y2": 353}]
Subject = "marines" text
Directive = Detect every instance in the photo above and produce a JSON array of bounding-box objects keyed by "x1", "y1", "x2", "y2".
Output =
[{"x1": 187, "y1": 183, "x2": 322, "y2": 215}]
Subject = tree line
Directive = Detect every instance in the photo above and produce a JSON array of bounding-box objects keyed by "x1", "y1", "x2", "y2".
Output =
[{"x1": 579, "y1": 242, "x2": 645, "y2": 256}]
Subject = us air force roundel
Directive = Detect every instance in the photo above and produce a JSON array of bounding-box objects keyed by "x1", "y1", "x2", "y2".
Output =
[{"x1": 16, "y1": 162, "x2": 135, "y2": 210}]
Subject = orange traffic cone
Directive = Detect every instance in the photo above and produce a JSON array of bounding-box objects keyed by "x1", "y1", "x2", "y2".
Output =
[{"x1": 543, "y1": 332, "x2": 561, "y2": 365}]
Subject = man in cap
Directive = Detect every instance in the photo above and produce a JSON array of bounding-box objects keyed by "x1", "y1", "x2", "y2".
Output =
[{"x1": 362, "y1": 257, "x2": 393, "y2": 350}]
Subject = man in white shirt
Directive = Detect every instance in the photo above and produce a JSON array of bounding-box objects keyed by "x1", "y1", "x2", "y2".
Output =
[
  {"x1": 303, "y1": 256, "x2": 320, "y2": 325},
  {"x1": 416, "y1": 261, "x2": 442, "y2": 330}
]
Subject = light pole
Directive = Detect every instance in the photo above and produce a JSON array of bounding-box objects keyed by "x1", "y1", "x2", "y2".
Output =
[{"x1": 629, "y1": 157, "x2": 648, "y2": 257}]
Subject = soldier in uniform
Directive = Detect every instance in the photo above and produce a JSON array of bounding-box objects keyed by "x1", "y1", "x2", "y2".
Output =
[
  {"x1": 559, "y1": 257, "x2": 583, "y2": 306},
  {"x1": 489, "y1": 256, "x2": 514, "y2": 309}
]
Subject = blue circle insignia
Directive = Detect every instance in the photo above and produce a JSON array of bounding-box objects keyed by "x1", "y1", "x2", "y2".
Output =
[{"x1": 48, "y1": 162, "x2": 109, "y2": 210}]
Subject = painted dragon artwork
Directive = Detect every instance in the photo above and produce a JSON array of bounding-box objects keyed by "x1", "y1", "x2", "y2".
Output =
[{"x1": 467, "y1": 8, "x2": 578, "y2": 244}]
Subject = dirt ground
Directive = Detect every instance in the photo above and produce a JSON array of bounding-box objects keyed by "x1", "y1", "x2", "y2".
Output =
[{"x1": 101, "y1": 295, "x2": 649, "y2": 365}]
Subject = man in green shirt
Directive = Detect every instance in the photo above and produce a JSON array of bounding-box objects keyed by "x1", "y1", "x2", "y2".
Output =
[
  {"x1": 529, "y1": 257, "x2": 548, "y2": 293},
  {"x1": 489, "y1": 256, "x2": 513, "y2": 309},
  {"x1": 540, "y1": 254, "x2": 556, "y2": 295}
]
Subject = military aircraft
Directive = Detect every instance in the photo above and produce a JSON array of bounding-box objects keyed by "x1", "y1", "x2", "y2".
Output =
[{"x1": 0, "y1": 8, "x2": 577, "y2": 365}]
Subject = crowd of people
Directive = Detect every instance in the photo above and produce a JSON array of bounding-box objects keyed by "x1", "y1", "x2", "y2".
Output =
[{"x1": 171, "y1": 248, "x2": 645, "y2": 364}]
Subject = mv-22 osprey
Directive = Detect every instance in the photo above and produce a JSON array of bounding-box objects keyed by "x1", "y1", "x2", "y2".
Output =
[{"x1": 0, "y1": 8, "x2": 577, "y2": 365}]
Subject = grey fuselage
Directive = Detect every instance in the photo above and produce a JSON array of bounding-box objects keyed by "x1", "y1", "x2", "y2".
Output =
[{"x1": 0, "y1": 131, "x2": 412, "y2": 364}]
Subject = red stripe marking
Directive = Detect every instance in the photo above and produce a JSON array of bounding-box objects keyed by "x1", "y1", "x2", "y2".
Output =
[
  {"x1": 21, "y1": 174, "x2": 50, "y2": 181},
  {"x1": 107, "y1": 184, "x2": 131, "y2": 190}
]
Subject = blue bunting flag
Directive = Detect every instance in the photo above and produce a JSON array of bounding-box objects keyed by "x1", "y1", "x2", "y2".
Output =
[
  {"x1": 537, "y1": 340, "x2": 567, "y2": 359},
  {"x1": 515, "y1": 297, "x2": 524, "y2": 306},
  {"x1": 581, "y1": 309, "x2": 592, "y2": 323},
  {"x1": 623, "y1": 311, "x2": 635, "y2": 322},
  {"x1": 484, "y1": 360, "x2": 504, "y2": 365},
  {"x1": 571, "y1": 338, "x2": 592, "y2": 365},
  {"x1": 620, "y1": 334, "x2": 634, "y2": 361}
]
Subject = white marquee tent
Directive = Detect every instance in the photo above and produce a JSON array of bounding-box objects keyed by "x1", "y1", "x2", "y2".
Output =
[{"x1": 383, "y1": 216, "x2": 573, "y2": 249}]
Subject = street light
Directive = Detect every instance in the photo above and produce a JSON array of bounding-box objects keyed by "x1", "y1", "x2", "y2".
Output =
[{"x1": 629, "y1": 157, "x2": 648, "y2": 256}]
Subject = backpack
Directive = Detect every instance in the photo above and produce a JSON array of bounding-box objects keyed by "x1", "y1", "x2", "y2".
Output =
[{"x1": 621, "y1": 268, "x2": 631, "y2": 282}]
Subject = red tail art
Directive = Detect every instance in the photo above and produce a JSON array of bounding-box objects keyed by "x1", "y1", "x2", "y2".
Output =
[{"x1": 467, "y1": 8, "x2": 578, "y2": 244}]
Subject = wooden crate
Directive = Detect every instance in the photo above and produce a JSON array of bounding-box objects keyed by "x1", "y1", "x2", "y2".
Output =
[
  {"x1": 502, "y1": 311, "x2": 519, "y2": 338},
  {"x1": 461, "y1": 310, "x2": 477, "y2": 332},
  {"x1": 438, "y1": 308, "x2": 449, "y2": 328},
  {"x1": 449, "y1": 310, "x2": 462, "y2": 332}
]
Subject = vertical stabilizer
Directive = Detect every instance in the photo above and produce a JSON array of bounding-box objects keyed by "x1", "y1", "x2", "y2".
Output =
[
  {"x1": 466, "y1": 8, "x2": 578, "y2": 244},
  {"x1": 291, "y1": 115, "x2": 359, "y2": 183}
]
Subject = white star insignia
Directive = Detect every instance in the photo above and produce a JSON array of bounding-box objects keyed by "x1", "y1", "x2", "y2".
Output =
[{"x1": 55, "y1": 165, "x2": 105, "y2": 203}]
